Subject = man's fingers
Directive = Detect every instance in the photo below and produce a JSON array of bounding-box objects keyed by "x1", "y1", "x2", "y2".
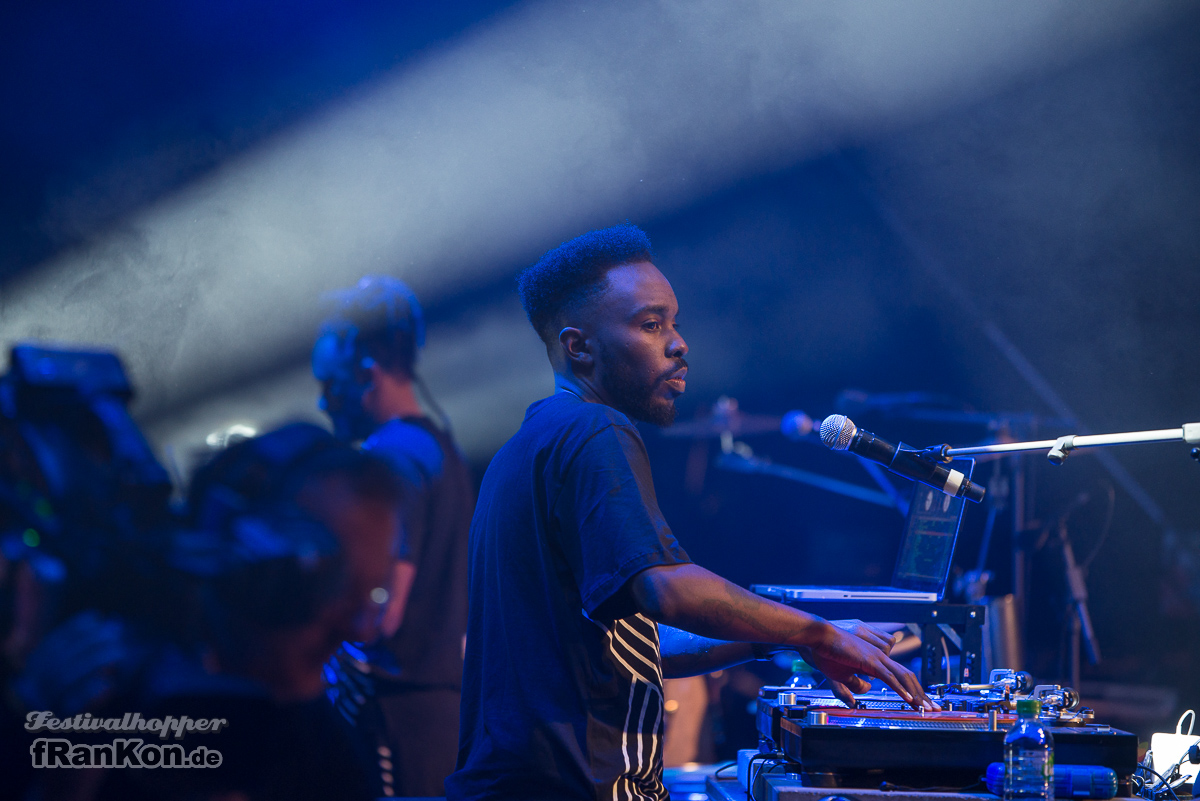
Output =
[
  {"x1": 857, "y1": 621, "x2": 892, "y2": 640},
  {"x1": 898, "y1": 663, "x2": 939, "y2": 711},
  {"x1": 827, "y1": 679, "x2": 856, "y2": 708},
  {"x1": 832, "y1": 620, "x2": 892, "y2": 652},
  {"x1": 890, "y1": 660, "x2": 929, "y2": 707},
  {"x1": 805, "y1": 633, "x2": 938, "y2": 711},
  {"x1": 861, "y1": 632, "x2": 891, "y2": 652},
  {"x1": 828, "y1": 679, "x2": 853, "y2": 708},
  {"x1": 855, "y1": 653, "x2": 922, "y2": 709},
  {"x1": 875, "y1": 658, "x2": 938, "y2": 711},
  {"x1": 807, "y1": 655, "x2": 871, "y2": 695},
  {"x1": 843, "y1": 675, "x2": 871, "y2": 694},
  {"x1": 825, "y1": 674, "x2": 871, "y2": 707},
  {"x1": 871, "y1": 665, "x2": 917, "y2": 706},
  {"x1": 860, "y1": 628, "x2": 894, "y2": 654}
]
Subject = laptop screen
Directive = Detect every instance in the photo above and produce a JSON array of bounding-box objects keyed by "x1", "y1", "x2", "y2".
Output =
[{"x1": 891, "y1": 458, "x2": 975, "y2": 598}]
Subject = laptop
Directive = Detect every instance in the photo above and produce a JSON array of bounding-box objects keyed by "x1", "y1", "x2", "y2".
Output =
[{"x1": 751, "y1": 458, "x2": 975, "y2": 603}]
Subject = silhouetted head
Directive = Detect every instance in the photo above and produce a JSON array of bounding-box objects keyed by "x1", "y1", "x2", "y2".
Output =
[{"x1": 312, "y1": 276, "x2": 425, "y2": 442}]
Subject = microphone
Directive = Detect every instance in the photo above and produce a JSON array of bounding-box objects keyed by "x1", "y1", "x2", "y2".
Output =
[{"x1": 819, "y1": 414, "x2": 986, "y2": 503}]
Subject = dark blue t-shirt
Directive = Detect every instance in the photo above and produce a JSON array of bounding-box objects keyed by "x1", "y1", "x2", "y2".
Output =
[
  {"x1": 446, "y1": 392, "x2": 691, "y2": 801},
  {"x1": 360, "y1": 416, "x2": 472, "y2": 690}
]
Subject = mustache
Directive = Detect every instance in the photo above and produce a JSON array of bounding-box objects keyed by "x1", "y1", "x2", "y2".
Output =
[{"x1": 658, "y1": 359, "x2": 688, "y2": 382}]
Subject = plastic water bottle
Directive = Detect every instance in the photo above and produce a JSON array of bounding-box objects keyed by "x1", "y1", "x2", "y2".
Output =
[{"x1": 1004, "y1": 699, "x2": 1054, "y2": 801}]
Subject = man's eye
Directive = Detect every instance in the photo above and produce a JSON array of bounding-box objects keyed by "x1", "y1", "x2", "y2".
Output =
[{"x1": 643, "y1": 320, "x2": 660, "y2": 331}]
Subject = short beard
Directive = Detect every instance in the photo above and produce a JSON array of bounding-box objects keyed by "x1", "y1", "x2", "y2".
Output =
[{"x1": 599, "y1": 352, "x2": 679, "y2": 428}]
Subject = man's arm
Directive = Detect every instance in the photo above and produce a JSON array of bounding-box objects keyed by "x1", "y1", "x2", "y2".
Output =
[
  {"x1": 657, "y1": 626, "x2": 757, "y2": 678},
  {"x1": 657, "y1": 621, "x2": 892, "y2": 679},
  {"x1": 629, "y1": 562, "x2": 931, "y2": 708},
  {"x1": 379, "y1": 559, "x2": 416, "y2": 637}
]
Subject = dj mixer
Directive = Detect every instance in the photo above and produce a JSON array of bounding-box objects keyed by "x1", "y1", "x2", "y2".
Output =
[{"x1": 755, "y1": 671, "x2": 1138, "y2": 794}]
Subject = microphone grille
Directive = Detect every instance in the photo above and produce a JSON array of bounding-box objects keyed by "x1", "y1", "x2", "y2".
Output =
[{"x1": 819, "y1": 414, "x2": 856, "y2": 451}]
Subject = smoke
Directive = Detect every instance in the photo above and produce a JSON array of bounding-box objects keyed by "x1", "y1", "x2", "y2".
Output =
[
  {"x1": 860, "y1": 17, "x2": 1200, "y2": 432},
  {"x1": 141, "y1": 294, "x2": 552, "y2": 473},
  {"x1": 0, "y1": 0, "x2": 1186, "y2": 421}
]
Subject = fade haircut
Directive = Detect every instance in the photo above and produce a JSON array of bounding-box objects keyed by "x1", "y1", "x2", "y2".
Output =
[{"x1": 518, "y1": 223, "x2": 654, "y2": 345}]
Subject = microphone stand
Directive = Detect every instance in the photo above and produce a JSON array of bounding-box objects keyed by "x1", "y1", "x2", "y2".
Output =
[
  {"x1": 924, "y1": 422, "x2": 1198, "y2": 679},
  {"x1": 714, "y1": 435, "x2": 905, "y2": 511},
  {"x1": 1059, "y1": 514, "x2": 1099, "y2": 688},
  {"x1": 923, "y1": 423, "x2": 1200, "y2": 465}
]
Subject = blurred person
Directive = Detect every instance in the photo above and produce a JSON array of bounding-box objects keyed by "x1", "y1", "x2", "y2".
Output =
[
  {"x1": 447, "y1": 224, "x2": 931, "y2": 800},
  {"x1": 183, "y1": 422, "x2": 402, "y2": 701},
  {"x1": 13, "y1": 423, "x2": 402, "y2": 801},
  {"x1": 313, "y1": 275, "x2": 474, "y2": 797}
]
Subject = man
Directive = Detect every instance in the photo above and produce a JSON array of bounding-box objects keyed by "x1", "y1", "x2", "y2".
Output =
[
  {"x1": 313, "y1": 276, "x2": 474, "y2": 797},
  {"x1": 447, "y1": 224, "x2": 932, "y2": 800},
  {"x1": 185, "y1": 422, "x2": 404, "y2": 705}
]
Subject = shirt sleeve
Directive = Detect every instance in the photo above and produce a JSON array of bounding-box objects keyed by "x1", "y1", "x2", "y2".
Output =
[{"x1": 553, "y1": 422, "x2": 691, "y2": 617}]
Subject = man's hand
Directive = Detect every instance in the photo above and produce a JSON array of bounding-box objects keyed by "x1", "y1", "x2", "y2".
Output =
[
  {"x1": 831, "y1": 619, "x2": 898, "y2": 655},
  {"x1": 802, "y1": 623, "x2": 935, "y2": 711}
]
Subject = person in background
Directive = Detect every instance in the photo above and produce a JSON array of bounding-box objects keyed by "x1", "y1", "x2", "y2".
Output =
[
  {"x1": 313, "y1": 275, "x2": 474, "y2": 797},
  {"x1": 14, "y1": 422, "x2": 403, "y2": 801}
]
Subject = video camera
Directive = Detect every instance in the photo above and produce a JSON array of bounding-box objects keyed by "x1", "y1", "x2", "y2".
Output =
[{"x1": 0, "y1": 344, "x2": 175, "y2": 672}]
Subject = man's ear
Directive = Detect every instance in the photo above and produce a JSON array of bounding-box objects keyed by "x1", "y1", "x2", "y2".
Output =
[
  {"x1": 366, "y1": 357, "x2": 408, "y2": 385},
  {"x1": 363, "y1": 358, "x2": 385, "y2": 386},
  {"x1": 558, "y1": 327, "x2": 593, "y2": 369}
]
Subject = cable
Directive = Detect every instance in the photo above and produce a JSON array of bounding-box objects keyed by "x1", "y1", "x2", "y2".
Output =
[
  {"x1": 1136, "y1": 763, "x2": 1183, "y2": 801},
  {"x1": 414, "y1": 373, "x2": 453, "y2": 433},
  {"x1": 747, "y1": 753, "x2": 778, "y2": 801},
  {"x1": 746, "y1": 752, "x2": 787, "y2": 801},
  {"x1": 712, "y1": 760, "x2": 738, "y2": 779},
  {"x1": 1157, "y1": 739, "x2": 1200, "y2": 797},
  {"x1": 941, "y1": 636, "x2": 951, "y2": 684}
]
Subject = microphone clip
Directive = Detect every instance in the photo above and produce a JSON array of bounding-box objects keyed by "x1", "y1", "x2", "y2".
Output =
[
  {"x1": 918, "y1": 443, "x2": 954, "y2": 464},
  {"x1": 1048, "y1": 435, "x2": 1077, "y2": 466}
]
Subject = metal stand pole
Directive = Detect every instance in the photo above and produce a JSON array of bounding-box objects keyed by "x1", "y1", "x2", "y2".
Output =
[
  {"x1": 936, "y1": 423, "x2": 1200, "y2": 462},
  {"x1": 932, "y1": 422, "x2": 1197, "y2": 674},
  {"x1": 1012, "y1": 452, "x2": 1028, "y2": 670}
]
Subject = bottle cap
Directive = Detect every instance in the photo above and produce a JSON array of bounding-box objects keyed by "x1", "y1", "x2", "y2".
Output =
[{"x1": 1016, "y1": 699, "x2": 1041, "y2": 717}]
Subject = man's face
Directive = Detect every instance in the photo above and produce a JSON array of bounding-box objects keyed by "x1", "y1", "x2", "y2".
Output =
[
  {"x1": 318, "y1": 378, "x2": 373, "y2": 443},
  {"x1": 255, "y1": 477, "x2": 398, "y2": 702},
  {"x1": 312, "y1": 330, "x2": 376, "y2": 442},
  {"x1": 587, "y1": 261, "x2": 688, "y2": 426}
]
